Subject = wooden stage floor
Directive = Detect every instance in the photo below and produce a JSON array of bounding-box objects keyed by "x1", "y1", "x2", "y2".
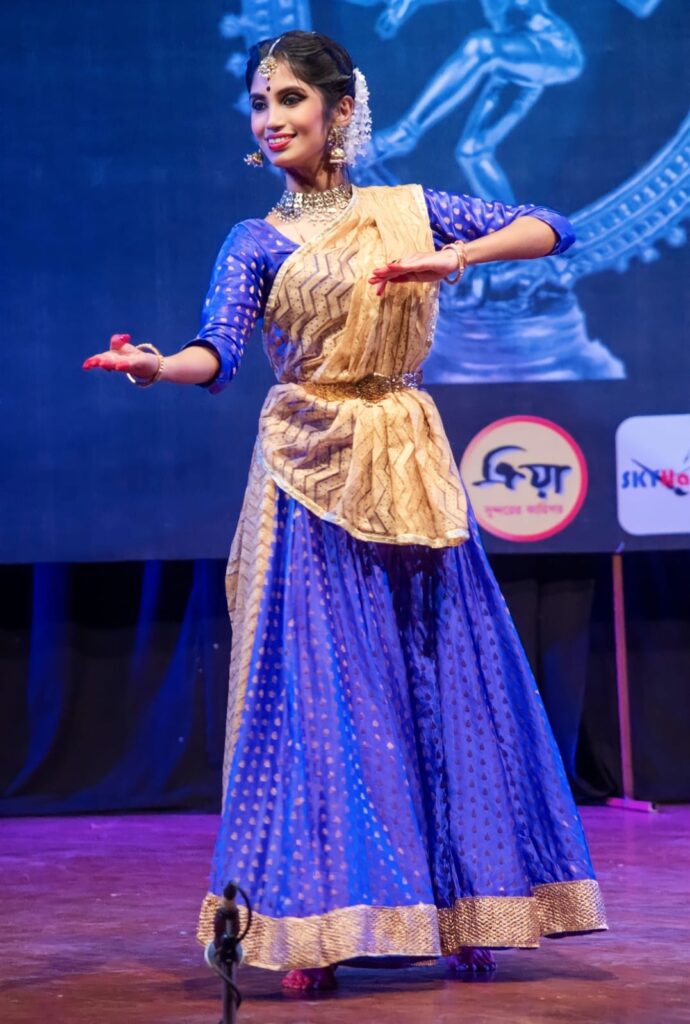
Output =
[{"x1": 1, "y1": 806, "x2": 688, "y2": 1024}]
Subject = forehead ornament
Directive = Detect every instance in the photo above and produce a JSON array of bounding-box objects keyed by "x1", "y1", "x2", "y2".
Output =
[{"x1": 258, "y1": 38, "x2": 280, "y2": 80}]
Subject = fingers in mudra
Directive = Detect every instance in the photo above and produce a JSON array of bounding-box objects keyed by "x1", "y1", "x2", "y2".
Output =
[
  {"x1": 368, "y1": 262, "x2": 421, "y2": 296},
  {"x1": 368, "y1": 252, "x2": 453, "y2": 295},
  {"x1": 83, "y1": 333, "x2": 130, "y2": 370},
  {"x1": 82, "y1": 334, "x2": 155, "y2": 377}
]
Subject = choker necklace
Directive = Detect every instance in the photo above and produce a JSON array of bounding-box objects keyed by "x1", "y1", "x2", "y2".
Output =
[{"x1": 269, "y1": 184, "x2": 353, "y2": 223}]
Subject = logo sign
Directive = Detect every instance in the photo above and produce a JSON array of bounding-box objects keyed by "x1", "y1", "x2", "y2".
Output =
[
  {"x1": 460, "y1": 416, "x2": 588, "y2": 542},
  {"x1": 616, "y1": 415, "x2": 690, "y2": 536}
]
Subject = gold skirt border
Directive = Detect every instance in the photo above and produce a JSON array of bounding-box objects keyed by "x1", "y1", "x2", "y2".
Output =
[{"x1": 197, "y1": 879, "x2": 607, "y2": 970}]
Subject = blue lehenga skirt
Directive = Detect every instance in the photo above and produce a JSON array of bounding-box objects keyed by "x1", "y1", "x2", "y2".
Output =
[{"x1": 197, "y1": 455, "x2": 607, "y2": 969}]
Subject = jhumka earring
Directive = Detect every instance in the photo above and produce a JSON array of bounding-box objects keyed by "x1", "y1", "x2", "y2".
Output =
[
  {"x1": 244, "y1": 149, "x2": 264, "y2": 168},
  {"x1": 328, "y1": 126, "x2": 346, "y2": 168}
]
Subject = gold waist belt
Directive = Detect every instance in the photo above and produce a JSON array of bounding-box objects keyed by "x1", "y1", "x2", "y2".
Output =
[{"x1": 302, "y1": 371, "x2": 423, "y2": 404}]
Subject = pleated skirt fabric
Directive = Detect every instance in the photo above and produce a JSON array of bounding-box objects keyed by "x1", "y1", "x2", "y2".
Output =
[{"x1": 197, "y1": 455, "x2": 606, "y2": 969}]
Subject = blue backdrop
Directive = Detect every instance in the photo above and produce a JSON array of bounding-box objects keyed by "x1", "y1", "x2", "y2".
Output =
[{"x1": 3, "y1": 0, "x2": 689, "y2": 560}]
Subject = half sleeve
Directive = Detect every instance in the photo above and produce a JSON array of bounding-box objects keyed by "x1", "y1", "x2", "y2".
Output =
[
  {"x1": 182, "y1": 224, "x2": 268, "y2": 394},
  {"x1": 423, "y1": 188, "x2": 575, "y2": 255}
]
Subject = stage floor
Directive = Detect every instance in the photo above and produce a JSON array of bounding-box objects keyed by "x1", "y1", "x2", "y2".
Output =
[{"x1": 1, "y1": 806, "x2": 688, "y2": 1024}]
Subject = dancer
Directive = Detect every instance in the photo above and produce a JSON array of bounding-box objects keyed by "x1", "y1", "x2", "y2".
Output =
[{"x1": 83, "y1": 30, "x2": 607, "y2": 991}]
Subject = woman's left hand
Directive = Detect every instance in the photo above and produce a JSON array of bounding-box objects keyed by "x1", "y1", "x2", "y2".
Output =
[{"x1": 369, "y1": 248, "x2": 461, "y2": 296}]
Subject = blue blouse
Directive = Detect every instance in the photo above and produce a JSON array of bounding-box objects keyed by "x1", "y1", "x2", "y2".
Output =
[{"x1": 186, "y1": 188, "x2": 575, "y2": 393}]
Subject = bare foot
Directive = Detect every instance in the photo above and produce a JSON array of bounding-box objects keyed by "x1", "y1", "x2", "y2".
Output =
[
  {"x1": 281, "y1": 966, "x2": 338, "y2": 991},
  {"x1": 445, "y1": 947, "x2": 497, "y2": 974}
]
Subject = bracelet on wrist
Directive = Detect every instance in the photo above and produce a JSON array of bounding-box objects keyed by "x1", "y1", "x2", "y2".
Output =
[
  {"x1": 126, "y1": 343, "x2": 165, "y2": 388},
  {"x1": 441, "y1": 241, "x2": 468, "y2": 285}
]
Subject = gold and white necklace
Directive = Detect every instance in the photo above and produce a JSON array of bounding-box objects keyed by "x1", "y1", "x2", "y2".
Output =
[{"x1": 269, "y1": 184, "x2": 352, "y2": 224}]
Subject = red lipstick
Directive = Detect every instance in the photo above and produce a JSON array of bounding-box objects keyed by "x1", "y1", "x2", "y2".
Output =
[{"x1": 266, "y1": 135, "x2": 294, "y2": 151}]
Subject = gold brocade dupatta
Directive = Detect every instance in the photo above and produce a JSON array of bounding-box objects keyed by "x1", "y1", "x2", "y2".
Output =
[{"x1": 257, "y1": 183, "x2": 469, "y2": 548}]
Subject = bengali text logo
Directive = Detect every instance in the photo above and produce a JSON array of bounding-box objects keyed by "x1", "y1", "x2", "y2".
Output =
[{"x1": 460, "y1": 416, "x2": 588, "y2": 541}]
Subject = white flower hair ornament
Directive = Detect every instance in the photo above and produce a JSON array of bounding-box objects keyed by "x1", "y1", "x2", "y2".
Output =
[{"x1": 343, "y1": 68, "x2": 372, "y2": 166}]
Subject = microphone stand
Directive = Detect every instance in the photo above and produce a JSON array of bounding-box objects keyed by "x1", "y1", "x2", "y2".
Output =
[{"x1": 204, "y1": 880, "x2": 253, "y2": 1024}]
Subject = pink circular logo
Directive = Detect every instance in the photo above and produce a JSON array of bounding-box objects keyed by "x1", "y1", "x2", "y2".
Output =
[{"x1": 460, "y1": 416, "x2": 588, "y2": 542}]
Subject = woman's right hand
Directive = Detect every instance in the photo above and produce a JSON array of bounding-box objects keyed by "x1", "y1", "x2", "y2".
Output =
[{"x1": 82, "y1": 333, "x2": 158, "y2": 381}]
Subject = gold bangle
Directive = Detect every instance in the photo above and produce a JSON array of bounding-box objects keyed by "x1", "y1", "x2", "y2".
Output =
[
  {"x1": 126, "y1": 343, "x2": 165, "y2": 388},
  {"x1": 441, "y1": 242, "x2": 468, "y2": 285}
]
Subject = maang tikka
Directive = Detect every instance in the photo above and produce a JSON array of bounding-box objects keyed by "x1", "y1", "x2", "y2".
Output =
[{"x1": 257, "y1": 38, "x2": 280, "y2": 81}]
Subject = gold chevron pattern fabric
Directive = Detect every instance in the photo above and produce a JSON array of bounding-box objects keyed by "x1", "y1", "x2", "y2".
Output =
[{"x1": 257, "y1": 184, "x2": 469, "y2": 548}]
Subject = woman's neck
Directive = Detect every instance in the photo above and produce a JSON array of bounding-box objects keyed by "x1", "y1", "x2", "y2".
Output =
[{"x1": 283, "y1": 166, "x2": 348, "y2": 194}]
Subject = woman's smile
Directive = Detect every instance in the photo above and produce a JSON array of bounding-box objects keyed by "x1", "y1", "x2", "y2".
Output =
[
  {"x1": 266, "y1": 134, "x2": 295, "y2": 151},
  {"x1": 248, "y1": 60, "x2": 353, "y2": 190}
]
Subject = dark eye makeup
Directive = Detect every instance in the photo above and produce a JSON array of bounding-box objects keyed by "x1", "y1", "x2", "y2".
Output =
[{"x1": 250, "y1": 90, "x2": 306, "y2": 112}]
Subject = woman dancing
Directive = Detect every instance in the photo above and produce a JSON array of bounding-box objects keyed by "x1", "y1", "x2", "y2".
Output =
[{"x1": 83, "y1": 30, "x2": 607, "y2": 992}]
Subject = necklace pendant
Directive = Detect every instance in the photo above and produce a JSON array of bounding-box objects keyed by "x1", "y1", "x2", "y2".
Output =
[{"x1": 269, "y1": 184, "x2": 353, "y2": 225}]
